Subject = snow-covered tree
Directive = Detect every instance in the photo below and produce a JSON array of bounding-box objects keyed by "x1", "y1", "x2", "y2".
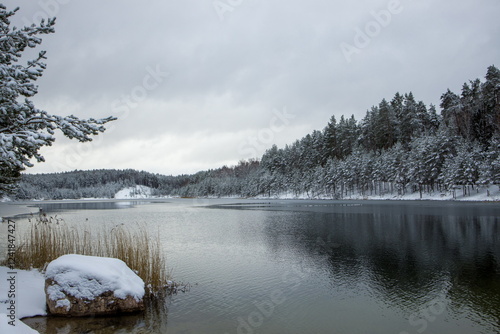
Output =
[
  {"x1": 322, "y1": 115, "x2": 337, "y2": 161},
  {"x1": 336, "y1": 114, "x2": 359, "y2": 158},
  {"x1": 407, "y1": 133, "x2": 455, "y2": 197},
  {"x1": 0, "y1": 5, "x2": 115, "y2": 193},
  {"x1": 441, "y1": 140, "x2": 483, "y2": 196},
  {"x1": 479, "y1": 137, "x2": 500, "y2": 187}
]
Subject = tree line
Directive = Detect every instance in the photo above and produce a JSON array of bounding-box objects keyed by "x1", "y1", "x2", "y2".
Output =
[{"x1": 13, "y1": 66, "x2": 500, "y2": 200}]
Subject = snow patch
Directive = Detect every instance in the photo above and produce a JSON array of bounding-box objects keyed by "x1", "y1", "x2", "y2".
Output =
[
  {"x1": 0, "y1": 267, "x2": 46, "y2": 319},
  {"x1": 0, "y1": 314, "x2": 39, "y2": 333},
  {"x1": 55, "y1": 299, "x2": 70, "y2": 311},
  {"x1": 114, "y1": 185, "x2": 153, "y2": 199},
  {"x1": 0, "y1": 267, "x2": 45, "y2": 332},
  {"x1": 45, "y1": 254, "x2": 145, "y2": 301},
  {"x1": 1, "y1": 196, "x2": 12, "y2": 202}
]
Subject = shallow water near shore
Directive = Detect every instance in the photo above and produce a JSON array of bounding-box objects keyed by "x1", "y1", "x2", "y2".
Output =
[{"x1": 2, "y1": 198, "x2": 500, "y2": 334}]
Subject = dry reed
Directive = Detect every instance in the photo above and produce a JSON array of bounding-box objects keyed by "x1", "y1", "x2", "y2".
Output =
[{"x1": 9, "y1": 213, "x2": 171, "y2": 297}]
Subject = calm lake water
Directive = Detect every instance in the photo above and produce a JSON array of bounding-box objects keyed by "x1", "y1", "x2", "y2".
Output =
[{"x1": 2, "y1": 198, "x2": 500, "y2": 334}]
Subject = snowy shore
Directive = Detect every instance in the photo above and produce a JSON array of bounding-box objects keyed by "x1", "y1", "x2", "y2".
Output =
[
  {"x1": 0, "y1": 266, "x2": 46, "y2": 333},
  {"x1": 255, "y1": 186, "x2": 500, "y2": 202},
  {"x1": 1, "y1": 187, "x2": 498, "y2": 220}
]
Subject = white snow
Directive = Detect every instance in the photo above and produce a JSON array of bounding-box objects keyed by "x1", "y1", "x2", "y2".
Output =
[
  {"x1": 1, "y1": 196, "x2": 12, "y2": 202},
  {"x1": 0, "y1": 266, "x2": 46, "y2": 333},
  {"x1": 114, "y1": 185, "x2": 153, "y2": 199},
  {"x1": 0, "y1": 267, "x2": 46, "y2": 319},
  {"x1": 55, "y1": 298, "x2": 70, "y2": 311},
  {"x1": 0, "y1": 313, "x2": 39, "y2": 333},
  {"x1": 255, "y1": 186, "x2": 500, "y2": 202},
  {"x1": 45, "y1": 254, "x2": 145, "y2": 301}
]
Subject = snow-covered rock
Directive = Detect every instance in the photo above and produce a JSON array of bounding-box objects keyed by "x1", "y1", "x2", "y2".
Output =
[
  {"x1": 114, "y1": 185, "x2": 153, "y2": 199},
  {"x1": 44, "y1": 254, "x2": 145, "y2": 317}
]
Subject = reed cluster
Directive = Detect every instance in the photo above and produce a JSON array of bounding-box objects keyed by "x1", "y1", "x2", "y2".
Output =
[{"x1": 10, "y1": 213, "x2": 170, "y2": 297}]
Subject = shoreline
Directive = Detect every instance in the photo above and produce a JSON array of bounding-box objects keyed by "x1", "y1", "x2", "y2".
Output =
[
  {"x1": 2, "y1": 188, "x2": 499, "y2": 219},
  {"x1": 0, "y1": 198, "x2": 171, "y2": 220},
  {"x1": 0, "y1": 203, "x2": 37, "y2": 220}
]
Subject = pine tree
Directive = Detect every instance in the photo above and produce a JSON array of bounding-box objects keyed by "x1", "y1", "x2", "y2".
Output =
[
  {"x1": 0, "y1": 5, "x2": 115, "y2": 194},
  {"x1": 441, "y1": 66, "x2": 500, "y2": 145},
  {"x1": 374, "y1": 99, "x2": 397, "y2": 151},
  {"x1": 336, "y1": 115, "x2": 359, "y2": 158},
  {"x1": 479, "y1": 137, "x2": 500, "y2": 187},
  {"x1": 322, "y1": 115, "x2": 338, "y2": 160},
  {"x1": 440, "y1": 89, "x2": 461, "y2": 134},
  {"x1": 359, "y1": 108, "x2": 377, "y2": 152},
  {"x1": 482, "y1": 65, "x2": 500, "y2": 140},
  {"x1": 425, "y1": 104, "x2": 441, "y2": 135}
]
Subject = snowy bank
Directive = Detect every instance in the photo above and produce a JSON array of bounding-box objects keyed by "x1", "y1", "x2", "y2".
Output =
[
  {"x1": 114, "y1": 185, "x2": 153, "y2": 199},
  {"x1": 0, "y1": 313, "x2": 39, "y2": 333},
  {"x1": 255, "y1": 186, "x2": 500, "y2": 202},
  {"x1": 0, "y1": 266, "x2": 45, "y2": 333},
  {"x1": 0, "y1": 267, "x2": 46, "y2": 319}
]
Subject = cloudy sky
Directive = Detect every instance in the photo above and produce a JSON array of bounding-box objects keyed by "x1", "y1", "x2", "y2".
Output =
[{"x1": 5, "y1": 0, "x2": 500, "y2": 175}]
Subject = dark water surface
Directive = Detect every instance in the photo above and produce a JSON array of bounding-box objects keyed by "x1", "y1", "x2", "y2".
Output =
[{"x1": 3, "y1": 199, "x2": 499, "y2": 334}]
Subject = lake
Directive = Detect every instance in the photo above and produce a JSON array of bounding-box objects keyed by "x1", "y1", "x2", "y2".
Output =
[{"x1": 2, "y1": 198, "x2": 500, "y2": 334}]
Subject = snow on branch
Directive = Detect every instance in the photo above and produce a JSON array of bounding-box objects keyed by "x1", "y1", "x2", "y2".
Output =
[{"x1": 0, "y1": 5, "x2": 116, "y2": 193}]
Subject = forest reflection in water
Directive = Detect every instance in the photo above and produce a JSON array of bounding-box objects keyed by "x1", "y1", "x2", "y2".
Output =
[{"x1": 220, "y1": 200, "x2": 500, "y2": 333}]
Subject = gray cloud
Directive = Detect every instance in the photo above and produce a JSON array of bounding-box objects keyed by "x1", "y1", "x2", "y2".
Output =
[{"x1": 5, "y1": 0, "x2": 499, "y2": 175}]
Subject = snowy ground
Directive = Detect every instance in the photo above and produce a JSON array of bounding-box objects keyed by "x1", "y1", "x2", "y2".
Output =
[
  {"x1": 0, "y1": 266, "x2": 46, "y2": 333},
  {"x1": 114, "y1": 185, "x2": 154, "y2": 199},
  {"x1": 0, "y1": 314, "x2": 39, "y2": 333},
  {"x1": 255, "y1": 186, "x2": 500, "y2": 202},
  {"x1": 114, "y1": 184, "x2": 499, "y2": 201}
]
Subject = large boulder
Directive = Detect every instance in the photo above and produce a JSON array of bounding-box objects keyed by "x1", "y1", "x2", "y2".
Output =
[{"x1": 44, "y1": 254, "x2": 145, "y2": 317}]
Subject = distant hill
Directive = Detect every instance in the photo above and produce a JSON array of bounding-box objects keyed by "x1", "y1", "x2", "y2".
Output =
[{"x1": 15, "y1": 162, "x2": 259, "y2": 200}]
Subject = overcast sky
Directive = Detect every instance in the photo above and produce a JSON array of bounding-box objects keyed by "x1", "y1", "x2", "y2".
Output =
[{"x1": 5, "y1": 0, "x2": 500, "y2": 175}]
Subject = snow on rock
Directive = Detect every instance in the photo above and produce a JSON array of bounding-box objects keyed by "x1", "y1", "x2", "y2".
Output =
[
  {"x1": 0, "y1": 314, "x2": 39, "y2": 333},
  {"x1": 114, "y1": 185, "x2": 153, "y2": 199},
  {"x1": 45, "y1": 254, "x2": 145, "y2": 316},
  {"x1": 45, "y1": 255, "x2": 144, "y2": 301}
]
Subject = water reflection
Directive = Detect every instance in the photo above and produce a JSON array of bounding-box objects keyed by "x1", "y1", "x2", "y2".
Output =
[
  {"x1": 28, "y1": 200, "x2": 168, "y2": 213},
  {"x1": 247, "y1": 201, "x2": 500, "y2": 332},
  {"x1": 23, "y1": 299, "x2": 170, "y2": 334}
]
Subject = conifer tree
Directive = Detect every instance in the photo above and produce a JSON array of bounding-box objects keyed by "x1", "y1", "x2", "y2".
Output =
[{"x1": 0, "y1": 5, "x2": 115, "y2": 194}]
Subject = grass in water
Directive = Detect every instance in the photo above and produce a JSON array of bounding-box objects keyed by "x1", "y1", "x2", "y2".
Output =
[{"x1": 8, "y1": 212, "x2": 175, "y2": 297}]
